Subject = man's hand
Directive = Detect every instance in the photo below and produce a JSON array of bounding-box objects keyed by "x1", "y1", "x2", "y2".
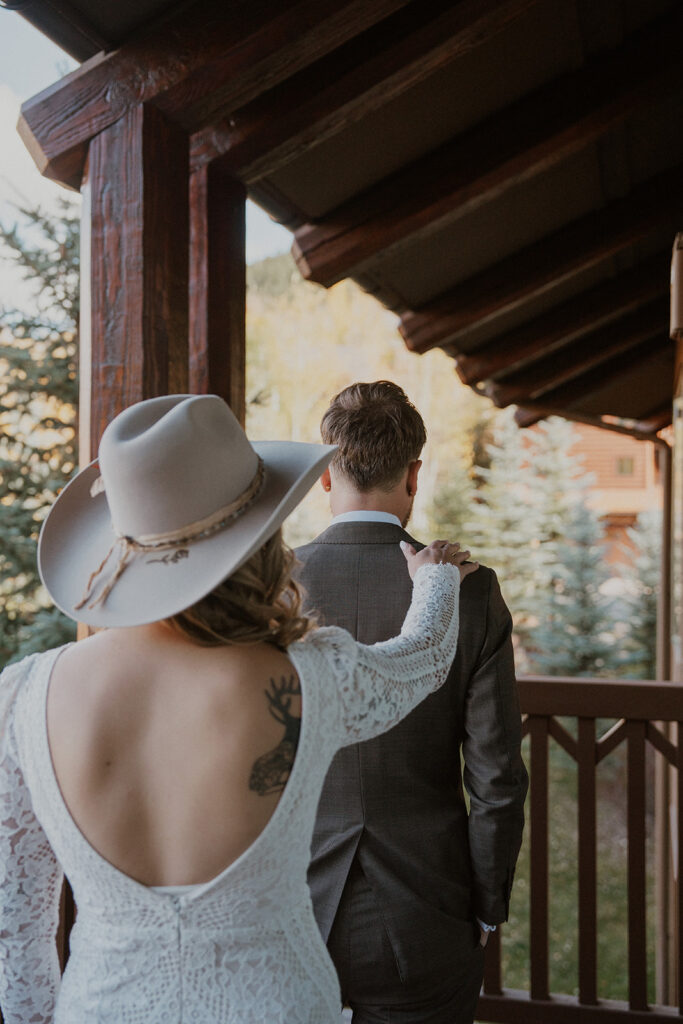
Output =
[{"x1": 400, "y1": 539, "x2": 479, "y2": 582}]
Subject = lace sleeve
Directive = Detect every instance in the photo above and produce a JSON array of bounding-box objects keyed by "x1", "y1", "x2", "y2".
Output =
[
  {"x1": 0, "y1": 658, "x2": 63, "y2": 1024},
  {"x1": 319, "y1": 563, "x2": 461, "y2": 745}
]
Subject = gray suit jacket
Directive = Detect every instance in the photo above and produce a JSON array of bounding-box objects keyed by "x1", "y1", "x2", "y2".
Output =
[{"x1": 296, "y1": 521, "x2": 528, "y2": 978}]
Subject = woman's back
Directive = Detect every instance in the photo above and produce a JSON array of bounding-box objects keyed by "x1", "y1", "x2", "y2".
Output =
[
  {"x1": 1, "y1": 561, "x2": 463, "y2": 1023},
  {"x1": 47, "y1": 625, "x2": 301, "y2": 888}
]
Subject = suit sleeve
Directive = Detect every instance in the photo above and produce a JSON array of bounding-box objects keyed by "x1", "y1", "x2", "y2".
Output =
[
  {"x1": 461, "y1": 571, "x2": 528, "y2": 924},
  {"x1": 311, "y1": 563, "x2": 461, "y2": 746}
]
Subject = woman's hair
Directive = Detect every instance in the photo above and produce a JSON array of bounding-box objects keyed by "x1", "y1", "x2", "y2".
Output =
[
  {"x1": 167, "y1": 529, "x2": 313, "y2": 648},
  {"x1": 321, "y1": 380, "x2": 426, "y2": 491}
]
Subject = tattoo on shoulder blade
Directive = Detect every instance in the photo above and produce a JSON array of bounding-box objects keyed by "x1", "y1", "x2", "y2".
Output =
[{"x1": 249, "y1": 675, "x2": 301, "y2": 797}]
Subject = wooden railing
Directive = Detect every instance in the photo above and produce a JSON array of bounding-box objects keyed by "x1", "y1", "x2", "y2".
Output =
[{"x1": 478, "y1": 675, "x2": 683, "y2": 1024}]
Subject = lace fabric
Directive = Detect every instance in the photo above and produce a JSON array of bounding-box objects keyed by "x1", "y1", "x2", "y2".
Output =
[{"x1": 0, "y1": 563, "x2": 459, "y2": 1023}]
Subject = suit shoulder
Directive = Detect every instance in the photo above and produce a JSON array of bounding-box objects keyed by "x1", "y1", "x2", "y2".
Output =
[{"x1": 459, "y1": 563, "x2": 505, "y2": 608}]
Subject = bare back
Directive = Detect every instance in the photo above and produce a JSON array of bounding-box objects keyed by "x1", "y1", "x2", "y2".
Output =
[{"x1": 46, "y1": 625, "x2": 301, "y2": 887}]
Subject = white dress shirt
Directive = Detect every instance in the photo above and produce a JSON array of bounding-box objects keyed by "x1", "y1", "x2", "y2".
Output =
[{"x1": 330, "y1": 510, "x2": 402, "y2": 527}]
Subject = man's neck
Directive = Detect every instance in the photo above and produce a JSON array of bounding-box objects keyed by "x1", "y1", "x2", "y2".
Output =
[{"x1": 329, "y1": 491, "x2": 402, "y2": 519}]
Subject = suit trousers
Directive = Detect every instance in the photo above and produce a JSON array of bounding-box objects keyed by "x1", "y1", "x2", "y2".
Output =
[{"x1": 328, "y1": 860, "x2": 485, "y2": 1024}]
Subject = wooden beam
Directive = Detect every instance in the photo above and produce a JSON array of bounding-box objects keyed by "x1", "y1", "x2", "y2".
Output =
[
  {"x1": 292, "y1": 7, "x2": 683, "y2": 287},
  {"x1": 514, "y1": 405, "x2": 667, "y2": 441},
  {"x1": 399, "y1": 163, "x2": 683, "y2": 355},
  {"x1": 635, "y1": 404, "x2": 673, "y2": 432},
  {"x1": 514, "y1": 407, "x2": 546, "y2": 429},
  {"x1": 191, "y1": 0, "x2": 541, "y2": 178},
  {"x1": 487, "y1": 297, "x2": 669, "y2": 407},
  {"x1": 18, "y1": 0, "x2": 410, "y2": 189},
  {"x1": 454, "y1": 255, "x2": 669, "y2": 385},
  {"x1": 189, "y1": 165, "x2": 246, "y2": 424},
  {"x1": 80, "y1": 103, "x2": 189, "y2": 458},
  {"x1": 504, "y1": 334, "x2": 671, "y2": 417}
]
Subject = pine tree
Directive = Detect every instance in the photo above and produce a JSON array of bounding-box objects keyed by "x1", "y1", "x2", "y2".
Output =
[
  {"x1": 465, "y1": 410, "x2": 546, "y2": 668},
  {"x1": 614, "y1": 510, "x2": 660, "y2": 679},
  {"x1": 0, "y1": 199, "x2": 79, "y2": 664},
  {"x1": 529, "y1": 499, "x2": 617, "y2": 676}
]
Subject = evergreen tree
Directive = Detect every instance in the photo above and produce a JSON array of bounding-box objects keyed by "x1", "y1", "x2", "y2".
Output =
[
  {"x1": 614, "y1": 510, "x2": 660, "y2": 679},
  {"x1": 0, "y1": 199, "x2": 79, "y2": 664},
  {"x1": 529, "y1": 500, "x2": 617, "y2": 676},
  {"x1": 429, "y1": 456, "x2": 475, "y2": 539},
  {"x1": 521, "y1": 418, "x2": 619, "y2": 676},
  {"x1": 465, "y1": 410, "x2": 545, "y2": 668}
]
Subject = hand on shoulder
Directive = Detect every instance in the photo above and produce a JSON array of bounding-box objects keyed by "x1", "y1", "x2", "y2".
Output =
[{"x1": 400, "y1": 539, "x2": 479, "y2": 581}]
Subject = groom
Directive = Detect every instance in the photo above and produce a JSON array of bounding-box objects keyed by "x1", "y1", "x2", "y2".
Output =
[{"x1": 296, "y1": 381, "x2": 528, "y2": 1024}]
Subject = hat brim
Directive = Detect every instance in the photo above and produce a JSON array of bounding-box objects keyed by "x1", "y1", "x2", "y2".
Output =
[{"x1": 38, "y1": 440, "x2": 336, "y2": 628}]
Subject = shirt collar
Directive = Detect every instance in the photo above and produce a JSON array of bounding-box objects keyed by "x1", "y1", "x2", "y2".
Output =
[{"x1": 329, "y1": 510, "x2": 402, "y2": 528}]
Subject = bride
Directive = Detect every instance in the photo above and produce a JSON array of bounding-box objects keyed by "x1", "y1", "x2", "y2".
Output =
[{"x1": 0, "y1": 393, "x2": 477, "y2": 1023}]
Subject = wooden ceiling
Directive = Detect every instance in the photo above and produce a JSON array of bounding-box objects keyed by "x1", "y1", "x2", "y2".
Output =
[{"x1": 15, "y1": 0, "x2": 682, "y2": 437}]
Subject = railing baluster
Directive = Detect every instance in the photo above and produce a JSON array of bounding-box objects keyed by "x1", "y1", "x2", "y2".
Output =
[
  {"x1": 678, "y1": 721, "x2": 683, "y2": 1017},
  {"x1": 627, "y1": 719, "x2": 648, "y2": 1011},
  {"x1": 578, "y1": 717, "x2": 597, "y2": 1005},
  {"x1": 529, "y1": 714, "x2": 549, "y2": 1001},
  {"x1": 483, "y1": 926, "x2": 502, "y2": 996}
]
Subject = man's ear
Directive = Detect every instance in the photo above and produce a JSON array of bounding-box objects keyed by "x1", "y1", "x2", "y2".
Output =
[
  {"x1": 321, "y1": 467, "x2": 332, "y2": 493},
  {"x1": 406, "y1": 460, "x2": 422, "y2": 497}
]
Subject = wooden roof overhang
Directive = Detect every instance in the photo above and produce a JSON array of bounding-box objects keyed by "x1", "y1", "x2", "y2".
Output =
[{"x1": 15, "y1": 0, "x2": 683, "y2": 444}]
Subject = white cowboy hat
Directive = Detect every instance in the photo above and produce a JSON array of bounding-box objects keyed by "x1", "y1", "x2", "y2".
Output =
[{"x1": 38, "y1": 394, "x2": 336, "y2": 628}]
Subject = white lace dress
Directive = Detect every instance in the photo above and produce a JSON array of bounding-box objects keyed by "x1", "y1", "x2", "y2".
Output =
[{"x1": 0, "y1": 564, "x2": 460, "y2": 1024}]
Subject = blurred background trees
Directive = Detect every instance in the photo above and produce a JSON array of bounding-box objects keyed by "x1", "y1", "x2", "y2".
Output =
[
  {"x1": 1, "y1": 236, "x2": 660, "y2": 688},
  {"x1": 0, "y1": 198, "x2": 79, "y2": 663}
]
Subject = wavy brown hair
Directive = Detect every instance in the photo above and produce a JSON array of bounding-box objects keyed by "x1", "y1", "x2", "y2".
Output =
[
  {"x1": 321, "y1": 380, "x2": 426, "y2": 491},
  {"x1": 167, "y1": 529, "x2": 313, "y2": 648}
]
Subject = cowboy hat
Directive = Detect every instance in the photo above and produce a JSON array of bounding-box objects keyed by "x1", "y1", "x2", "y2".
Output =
[{"x1": 38, "y1": 394, "x2": 336, "y2": 628}]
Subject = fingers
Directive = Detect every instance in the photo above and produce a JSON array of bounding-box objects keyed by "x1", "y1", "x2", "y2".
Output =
[
  {"x1": 459, "y1": 559, "x2": 480, "y2": 579},
  {"x1": 402, "y1": 538, "x2": 480, "y2": 579}
]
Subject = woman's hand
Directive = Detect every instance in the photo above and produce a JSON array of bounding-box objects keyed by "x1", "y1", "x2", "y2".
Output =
[{"x1": 400, "y1": 539, "x2": 479, "y2": 581}]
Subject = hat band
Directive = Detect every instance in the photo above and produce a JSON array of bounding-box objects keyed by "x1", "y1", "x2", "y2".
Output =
[{"x1": 75, "y1": 457, "x2": 265, "y2": 611}]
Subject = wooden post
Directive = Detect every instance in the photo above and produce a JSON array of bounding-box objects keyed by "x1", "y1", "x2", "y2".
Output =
[
  {"x1": 655, "y1": 439, "x2": 674, "y2": 1005},
  {"x1": 577, "y1": 717, "x2": 598, "y2": 1006},
  {"x1": 189, "y1": 161, "x2": 246, "y2": 424},
  {"x1": 80, "y1": 102, "x2": 189, "y2": 460},
  {"x1": 528, "y1": 715, "x2": 550, "y2": 1002}
]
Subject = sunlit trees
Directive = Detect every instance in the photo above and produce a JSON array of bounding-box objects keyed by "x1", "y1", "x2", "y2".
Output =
[{"x1": 0, "y1": 199, "x2": 79, "y2": 663}]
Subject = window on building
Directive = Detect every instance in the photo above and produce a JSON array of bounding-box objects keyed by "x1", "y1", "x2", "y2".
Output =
[{"x1": 616, "y1": 456, "x2": 635, "y2": 476}]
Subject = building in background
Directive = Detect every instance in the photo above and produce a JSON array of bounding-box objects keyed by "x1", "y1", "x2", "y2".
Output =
[{"x1": 571, "y1": 422, "x2": 662, "y2": 565}]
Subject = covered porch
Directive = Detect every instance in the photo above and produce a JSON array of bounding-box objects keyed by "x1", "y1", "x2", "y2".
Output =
[{"x1": 9, "y1": 0, "x2": 683, "y2": 1019}]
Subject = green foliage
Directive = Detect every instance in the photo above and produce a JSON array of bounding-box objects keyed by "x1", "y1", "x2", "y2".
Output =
[
  {"x1": 0, "y1": 199, "x2": 79, "y2": 664},
  {"x1": 464, "y1": 411, "x2": 544, "y2": 666},
  {"x1": 614, "y1": 510, "x2": 660, "y2": 679},
  {"x1": 529, "y1": 501, "x2": 618, "y2": 676},
  {"x1": 247, "y1": 253, "x2": 302, "y2": 297}
]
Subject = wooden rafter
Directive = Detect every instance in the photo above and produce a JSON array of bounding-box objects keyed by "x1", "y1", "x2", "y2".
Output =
[
  {"x1": 190, "y1": 0, "x2": 542, "y2": 179},
  {"x1": 513, "y1": 405, "x2": 666, "y2": 441},
  {"x1": 399, "y1": 162, "x2": 683, "y2": 355},
  {"x1": 454, "y1": 254, "x2": 669, "y2": 386},
  {"x1": 487, "y1": 296, "x2": 669, "y2": 407},
  {"x1": 17, "y1": 0, "x2": 411, "y2": 188},
  {"x1": 506, "y1": 334, "x2": 671, "y2": 417},
  {"x1": 292, "y1": 6, "x2": 682, "y2": 287}
]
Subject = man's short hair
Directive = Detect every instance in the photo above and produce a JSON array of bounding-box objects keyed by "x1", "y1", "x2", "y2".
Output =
[{"x1": 320, "y1": 381, "x2": 426, "y2": 492}]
